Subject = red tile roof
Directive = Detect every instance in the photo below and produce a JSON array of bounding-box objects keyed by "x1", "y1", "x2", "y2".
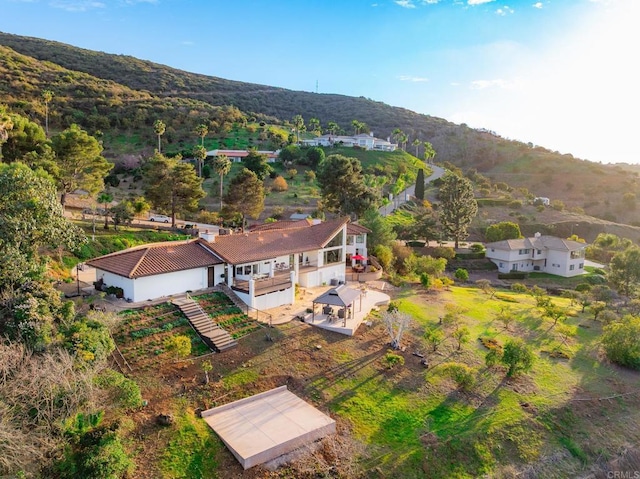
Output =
[
  {"x1": 347, "y1": 223, "x2": 371, "y2": 235},
  {"x1": 86, "y1": 239, "x2": 222, "y2": 278},
  {"x1": 249, "y1": 219, "x2": 313, "y2": 232},
  {"x1": 208, "y1": 217, "x2": 349, "y2": 264}
]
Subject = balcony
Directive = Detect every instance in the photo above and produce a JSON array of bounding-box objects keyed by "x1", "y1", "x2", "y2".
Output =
[{"x1": 232, "y1": 275, "x2": 292, "y2": 297}]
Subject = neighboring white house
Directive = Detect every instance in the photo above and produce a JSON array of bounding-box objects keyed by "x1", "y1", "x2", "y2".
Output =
[
  {"x1": 87, "y1": 217, "x2": 354, "y2": 310},
  {"x1": 534, "y1": 197, "x2": 550, "y2": 206},
  {"x1": 301, "y1": 132, "x2": 397, "y2": 151},
  {"x1": 485, "y1": 233, "x2": 588, "y2": 277},
  {"x1": 206, "y1": 149, "x2": 280, "y2": 163}
]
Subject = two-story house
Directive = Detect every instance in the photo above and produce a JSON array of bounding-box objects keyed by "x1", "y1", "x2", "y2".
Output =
[{"x1": 484, "y1": 233, "x2": 588, "y2": 277}]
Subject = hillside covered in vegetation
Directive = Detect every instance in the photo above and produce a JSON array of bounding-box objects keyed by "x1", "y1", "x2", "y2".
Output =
[{"x1": 1, "y1": 32, "x2": 640, "y2": 226}]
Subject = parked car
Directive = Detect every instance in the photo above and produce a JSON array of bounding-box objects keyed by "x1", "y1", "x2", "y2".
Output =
[{"x1": 149, "y1": 214, "x2": 170, "y2": 223}]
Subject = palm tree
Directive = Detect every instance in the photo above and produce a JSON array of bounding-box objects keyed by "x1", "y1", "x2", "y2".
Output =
[
  {"x1": 213, "y1": 155, "x2": 231, "y2": 210},
  {"x1": 195, "y1": 123, "x2": 208, "y2": 146},
  {"x1": 192, "y1": 145, "x2": 207, "y2": 177},
  {"x1": 0, "y1": 109, "x2": 13, "y2": 161},
  {"x1": 327, "y1": 121, "x2": 339, "y2": 136},
  {"x1": 153, "y1": 119, "x2": 166, "y2": 152},
  {"x1": 308, "y1": 117, "x2": 321, "y2": 135},
  {"x1": 392, "y1": 128, "x2": 403, "y2": 147},
  {"x1": 413, "y1": 138, "x2": 421, "y2": 156},
  {"x1": 423, "y1": 141, "x2": 436, "y2": 163},
  {"x1": 399, "y1": 132, "x2": 408, "y2": 151},
  {"x1": 42, "y1": 89, "x2": 54, "y2": 138},
  {"x1": 97, "y1": 191, "x2": 113, "y2": 230},
  {"x1": 292, "y1": 115, "x2": 304, "y2": 144},
  {"x1": 352, "y1": 120, "x2": 364, "y2": 135}
]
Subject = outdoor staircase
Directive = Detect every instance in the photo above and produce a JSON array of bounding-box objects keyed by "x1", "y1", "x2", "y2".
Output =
[{"x1": 172, "y1": 296, "x2": 237, "y2": 352}]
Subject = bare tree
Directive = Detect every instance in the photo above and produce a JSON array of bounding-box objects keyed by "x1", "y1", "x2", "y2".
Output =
[{"x1": 382, "y1": 310, "x2": 411, "y2": 349}]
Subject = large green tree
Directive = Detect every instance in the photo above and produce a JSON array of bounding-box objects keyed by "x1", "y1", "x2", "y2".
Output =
[
  {"x1": 50, "y1": 124, "x2": 112, "y2": 207},
  {"x1": 224, "y1": 168, "x2": 264, "y2": 230},
  {"x1": 2, "y1": 112, "x2": 51, "y2": 164},
  {"x1": 316, "y1": 154, "x2": 377, "y2": 218},
  {"x1": 143, "y1": 152, "x2": 205, "y2": 227},
  {"x1": 485, "y1": 221, "x2": 522, "y2": 243},
  {"x1": 609, "y1": 246, "x2": 640, "y2": 297},
  {"x1": 0, "y1": 163, "x2": 84, "y2": 347},
  {"x1": 243, "y1": 149, "x2": 272, "y2": 180},
  {"x1": 438, "y1": 172, "x2": 478, "y2": 248},
  {"x1": 361, "y1": 208, "x2": 396, "y2": 251},
  {"x1": 601, "y1": 315, "x2": 640, "y2": 369},
  {"x1": 213, "y1": 154, "x2": 231, "y2": 210}
]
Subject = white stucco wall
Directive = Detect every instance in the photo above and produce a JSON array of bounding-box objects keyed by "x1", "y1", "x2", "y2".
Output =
[{"x1": 97, "y1": 267, "x2": 210, "y2": 302}]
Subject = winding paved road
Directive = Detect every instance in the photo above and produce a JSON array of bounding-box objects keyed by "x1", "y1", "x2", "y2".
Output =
[{"x1": 378, "y1": 164, "x2": 446, "y2": 217}]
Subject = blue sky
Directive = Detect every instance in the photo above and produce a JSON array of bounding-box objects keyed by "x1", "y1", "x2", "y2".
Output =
[{"x1": 1, "y1": 0, "x2": 638, "y2": 164}]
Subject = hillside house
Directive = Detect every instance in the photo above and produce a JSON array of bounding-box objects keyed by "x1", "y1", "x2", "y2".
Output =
[
  {"x1": 301, "y1": 132, "x2": 397, "y2": 151},
  {"x1": 206, "y1": 149, "x2": 280, "y2": 163},
  {"x1": 484, "y1": 233, "x2": 588, "y2": 277},
  {"x1": 87, "y1": 217, "x2": 360, "y2": 310}
]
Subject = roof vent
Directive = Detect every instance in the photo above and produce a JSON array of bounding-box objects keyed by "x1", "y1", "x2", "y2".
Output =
[{"x1": 534, "y1": 232, "x2": 541, "y2": 238}]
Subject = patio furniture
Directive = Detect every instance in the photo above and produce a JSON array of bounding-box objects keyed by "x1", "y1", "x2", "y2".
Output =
[
  {"x1": 323, "y1": 305, "x2": 333, "y2": 315},
  {"x1": 352, "y1": 264, "x2": 365, "y2": 273},
  {"x1": 338, "y1": 309, "x2": 345, "y2": 319}
]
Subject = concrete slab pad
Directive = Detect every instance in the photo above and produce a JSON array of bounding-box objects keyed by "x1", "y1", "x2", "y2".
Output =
[{"x1": 201, "y1": 386, "x2": 336, "y2": 469}]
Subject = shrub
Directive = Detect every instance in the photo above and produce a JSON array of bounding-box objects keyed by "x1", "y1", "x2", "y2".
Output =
[
  {"x1": 585, "y1": 274, "x2": 607, "y2": 285},
  {"x1": 95, "y1": 369, "x2": 143, "y2": 409},
  {"x1": 575, "y1": 283, "x2": 592, "y2": 292},
  {"x1": 304, "y1": 170, "x2": 316, "y2": 182},
  {"x1": 511, "y1": 283, "x2": 528, "y2": 293},
  {"x1": 470, "y1": 243, "x2": 485, "y2": 253},
  {"x1": 602, "y1": 315, "x2": 640, "y2": 369},
  {"x1": 420, "y1": 272, "x2": 430, "y2": 289},
  {"x1": 485, "y1": 348, "x2": 503, "y2": 368},
  {"x1": 454, "y1": 268, "x2": 469, "y2": 282},
  {"x1": 440, "y1": 362, "x2": 476, "y2": 391},
  {"x1": 272, "y1": 176, "x2": 288, "y2": 192},
  {"x1": 286, "y1": 168, "x2": 297, "y2": 179},
  {"x1": 501, "y1": 338, "x2": 535, "y2": 377},
  {"x1": 383, "y1": 351, "x2": 405, "y2": 369},
  {"x1": 431, "y1": 246, "x2": 455, "y2": 260},
  {"x1": 508, "y1": 200, "x2": 523, "y2": 209},
  {"x1": 164, "y1": 335, "x2": 192, "y2": 359}
]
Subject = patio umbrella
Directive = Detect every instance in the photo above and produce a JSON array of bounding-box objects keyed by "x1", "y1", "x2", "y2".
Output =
[{"x1": 351, "y1": 254, "x2": 367, "y2": 261}]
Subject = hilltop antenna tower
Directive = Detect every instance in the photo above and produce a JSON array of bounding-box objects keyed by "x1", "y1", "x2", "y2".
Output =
[{"x1": 315, "y1": 79, "x2": 318, "y2": 94}]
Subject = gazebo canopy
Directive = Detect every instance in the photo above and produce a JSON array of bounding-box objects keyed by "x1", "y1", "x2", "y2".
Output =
[{"x1": 313, "y1": 284, "x2": 361, "y2": 307}]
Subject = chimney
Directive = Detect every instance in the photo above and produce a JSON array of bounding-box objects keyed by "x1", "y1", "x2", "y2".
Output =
[{"x1": 199, "y1": 229, "x2": 217, "y2": 243}]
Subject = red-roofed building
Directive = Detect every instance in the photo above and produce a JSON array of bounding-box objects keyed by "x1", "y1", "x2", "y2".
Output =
[{"x1": 86, "y1": 218, "x2": 356, "y2": 309}]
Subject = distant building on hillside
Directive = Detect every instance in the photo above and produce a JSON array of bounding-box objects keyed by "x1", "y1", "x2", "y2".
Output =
[
  {"x1": 206, "y1": 149, "x2": 280, "y2": 163},
  {"x1": 301, "y1": 132, "x2": 397, "y2": 151},
  {"x1": 534, "y1": 197, "x2": 550, "y2": 206}
]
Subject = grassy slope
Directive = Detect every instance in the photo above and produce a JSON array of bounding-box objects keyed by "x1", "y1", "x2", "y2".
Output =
[{"x1": 305, "y1": 285, "x2": 640, "y2": 477}]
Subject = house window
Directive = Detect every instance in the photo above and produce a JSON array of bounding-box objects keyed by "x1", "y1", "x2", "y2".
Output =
[
  {"x1": 518, "y1": 249, "x2": 530, "y2": 255},
  {"x1": 579, "y1": 263, "x2": 584, "y2": 269},
  {"x1": 570, "y1": 265, "x2": 575, "y2": 271},
  {"x1": 346, "y1": 236, "x2": 354, "y2": 245},
  {"x1": 499, "y1": 262, "x2": 504, "y2": 268},
  {"x1": 537, "y1": 249, "x2": 542, "y2": 254},
  {"x1": 323, "y1": 248, "x2": 342, "y2": 265},
  {"x1": 326, "y1": 230, "x2": 344, "y2": 248},
  {"x1": 356, "y1": 234, "x2": 365, "y2": 243},
  {"x1": 491, "y1": 248, "x2": 495, "y2": 252},
  {"x1": 570, "y1": 250, "x2": 585, "y2": 259},
  {"x1": 244, "y1": 265, "x2": 252, "y2": 275}
]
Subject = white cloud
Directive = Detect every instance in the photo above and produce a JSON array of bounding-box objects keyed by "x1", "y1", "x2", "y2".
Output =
[
  {"x1": 496, "y1": 6, "x2": 514, "y2": 15},
  {"x1": 468, "y1": 0, "x2": 495, "y2": 5},
  {"x1": 395, "y1": 0, "x2": 416, "y2": 8},
  {"x1": 469, "y1": 78, "x2": 516, "y2": 90},
  {"x1": 398, "y1": 75, "x2": 429, "y2": 82},
  {"x1": 49, "y1": 0, "x2": 105, "y2": 11},
  {"x1": 532, "y1": 2, "x2": 543, "y2": 8},
  {"x1": 181, "y1": 40, "x2": 194, "y2": 46}
]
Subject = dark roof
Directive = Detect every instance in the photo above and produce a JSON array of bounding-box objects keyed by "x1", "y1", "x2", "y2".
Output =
[
  {"x1": 313, "y1": 285, "x2": 362, "y2": 307},
  {"x1": 208, "y1": 217, "x2": 349, "y2": 265},
  {"x1": 347, "y1": 223, "x2": 371, "y2": 235},
  {"x1": 485, "y1": 235, "x2": 587, "y2": 252},
  {"x1": 86, "y1": 239, "x2": 222, "y2": 278},
  {"x1": 249, "y1": 218, "x2": 313, "y2": 232}
]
